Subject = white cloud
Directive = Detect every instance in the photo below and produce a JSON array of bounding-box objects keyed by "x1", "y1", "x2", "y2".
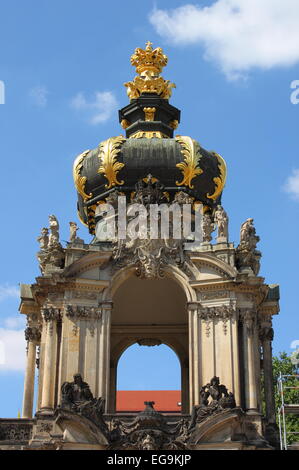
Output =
[
  {"x1": 149, "y1": 0, "x2": 299, "y2": 79},
  {"x1": 283, "y1": 169, "x2": 299, "y2": 201},
  {"x1": 0, "y1": 284, "x2": 19, "y2": 302},
  {"x1": 29, "y1": 85, "x2": 48, "y2": 107},
  {"x1": 70, "y1": 91, "x2": 118, "y2": 124},
  {"x1": 0, "y1": 328, "x2": 26, "y2": 371},
  {"x1": 3, "y1": 316, "x2": 26, "y2": 330}
]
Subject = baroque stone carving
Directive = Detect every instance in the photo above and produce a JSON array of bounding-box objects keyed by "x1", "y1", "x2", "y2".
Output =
[
  {"x1": 24, "y1": 326, "x2": 41, "y2": 343},
  {"x1": 259, "y1": 325, "x2": 274, "y2": 342},
  {"x1": 236, "y1": 218, "x2": 261, "y2": 275},
  {"x1": 42, "y1": 307, "x2": 62, "y2": 322},
  {"x1": 111, "y1": 176, "x2": 197, "y2": 279},
  {"x1": 200, "y1": 291, "x2": 230, "y2": 300},
  {"x1": 202, "y1": 213, "x2": 214, "y2": 243},
  {"x1": 37, "y1": 227, "x2": 49, "y2": 250},
  {"x1": 198, "y1": 303, "x2": 235, "y2": 336},
  {"x1": 108, "y1": 401, "x2": 188, "y2": 450},
  {"x1": 214, "y1": 205, "x2": 229, "y2": 242},
  {"x1": 137, "y1": 338, "x2": 162, "y2": 347},
  {"x1": 73, "y1": 291, "x2": 98, "y2": 300},
  {"x1": 60, "y1": 374, "x2": 107, "y2": 433},
  {"x1": 0, "y1": 423, "x2": 32, "y2": 442},
  {"x1": 240, "y1": 310, "x2": 256, "y2": 335},
  {"x1": 36, "y1": 215, "x2": 65, "y2": 274},
  {"x1": 65, "y1": 305, "x2": 102, "y2": 320},
  {"x1": 69, "y1": 221, "x2": 79, "y2": 242},
  {"x1": 189, "y1": 377, "x2": 236, "y2": 429}
]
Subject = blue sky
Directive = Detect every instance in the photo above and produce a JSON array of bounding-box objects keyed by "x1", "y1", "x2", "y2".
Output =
[{"x1": 0, "y1": 0, "x2": 299, "y2": 417}]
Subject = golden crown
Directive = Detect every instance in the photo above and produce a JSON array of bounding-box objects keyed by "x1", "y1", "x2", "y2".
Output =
[{"x1": 130, "y1": 41, "x2": 168, "y2": 75}]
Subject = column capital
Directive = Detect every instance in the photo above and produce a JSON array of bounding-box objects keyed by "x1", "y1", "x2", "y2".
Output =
[
  {"x1": 259, "y1": 325, "x2": 274, "y2": 342},
  {"x1": 240, "y1": 309, "x2": 256, "y2": 334},
  {"x1": 24, "y1": 326, "x2": 41, "y2": 344},
  {"x1": 42, "y1": 306, "x2": 62, "y2": 322}
]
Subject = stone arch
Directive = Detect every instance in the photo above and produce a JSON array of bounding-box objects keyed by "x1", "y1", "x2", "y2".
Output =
[
  {"x1": 113, "y1": 339, "x2": 184, "y2": 412},
  {"x1": 102, "y1": 263, "x2": 197, "y2": 303},
  {"x1": 106, "y1": 268, "x2": 192, "y2": 413}
]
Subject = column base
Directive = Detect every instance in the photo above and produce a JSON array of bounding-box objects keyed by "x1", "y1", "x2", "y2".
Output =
[
  {"x1": 246, "y1": 408, "x2": 259, "y2": 415},
  {"x1": 36, "y1": 407, "x2": 55, "y2": 416}
]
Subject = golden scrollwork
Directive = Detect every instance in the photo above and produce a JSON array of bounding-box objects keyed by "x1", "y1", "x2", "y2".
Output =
[
  {"x1": 129, "y1": 131, "x2": 169, "y2": 139},
  {"x1": 73, "y1": 150, "x2": 92, "y2": 201},
  {"x1": 98, "y1": 136, "x2": 126, "y2": 189},
  {"x1": 143, "y1": 107, "x2": 156, "y2": 121},
  {"x1": 207, "y1": 152, "x2": 227, "y2": 200},
  {"x1": 175, "y1": 136, "x2": 203, "y2": 189}
]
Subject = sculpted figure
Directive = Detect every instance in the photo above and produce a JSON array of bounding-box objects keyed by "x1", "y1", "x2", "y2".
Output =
[
  {"x1": 202, "y1": 213, "x2": 214, "y2": 243},
  {"x1": 240, "y1": 218, "x2": 259, "y2": 250},
  {"x1": 214, "y1": 205, "x2": 229, "y2": 242},
  {"x1": 61, "y1": 373, "x2": 93, "y2": 410},
  {"x1": 207, "y1": 376, "x2": 228, "y2": 401},
  {"x1": 37, "y1": 227, "x2": 49, "y2": 250},
  {"x1": 141, "y1": 433, "x2": 156, "y2": 450},
  {"x1": 69, "y1": 221, "x2": 79, "y2": 242},
  {"x1": 48, "y1": 214, "x2": 60, "y2": 247}
]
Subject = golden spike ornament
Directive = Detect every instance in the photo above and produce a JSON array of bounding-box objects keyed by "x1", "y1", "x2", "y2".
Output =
[
  {"x1": 73, "y1": 149, "x2": 92, "y2": 201},
  {"x1": 175, "y1": 136, "x2": 203, "y2": 189},
  {"x1": 207, "y1": 152, "x2": 227, "y2": 200},
  {"x1": 98, "y1": 136, "x2": 126, "y2": 189}
]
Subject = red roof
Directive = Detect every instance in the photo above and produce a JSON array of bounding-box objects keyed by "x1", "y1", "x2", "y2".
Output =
[{"x1": 116, "y1": 390, "x2": 181, "y2": 412}]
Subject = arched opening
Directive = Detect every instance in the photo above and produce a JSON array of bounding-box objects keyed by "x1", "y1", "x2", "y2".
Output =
[
  {"x1": 116, "y1": 343, "x2": 181, "y2": 412},
  {"x1": 109, "y1": 275, "x2": 189, "y2": 413}
]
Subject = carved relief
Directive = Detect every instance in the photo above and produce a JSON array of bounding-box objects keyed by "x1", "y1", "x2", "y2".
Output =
[
  {"x1": 24, "y1": 326, "x2": 41, "y2": 343},
  {"x1": 73, "y1": 291, "x2": 98, "y2": 300},
  {"x1": 240, "y1": 310, "x2": 256, "y2": 335},
  {"x1": 42, "y1": 307, "x2": 62, "y2": 322},
  {"x1": 198, "y1": 303, "x2": 235, "y2": 336},
  {"x1": 65, "y1": 305, "x2": 102, "y2": 320},
  {"x1": 137, "y1": 339, "x2": 162, "y2": 347}
]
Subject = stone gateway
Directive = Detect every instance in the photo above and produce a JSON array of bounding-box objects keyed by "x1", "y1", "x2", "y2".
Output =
[{"x1": 0, "y1": 42, "x2": 280, "y2": 451}]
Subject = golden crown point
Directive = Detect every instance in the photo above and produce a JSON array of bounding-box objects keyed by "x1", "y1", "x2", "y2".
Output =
[{"x1": 130, "y1": 41, "x2": 168, "y2": 75}]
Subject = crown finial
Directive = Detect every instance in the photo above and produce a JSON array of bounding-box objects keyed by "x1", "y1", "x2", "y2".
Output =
[
  {"x1": 124, "y1": 42, "x2": 176, "y2": 100},
  {"x1": 145, "y1": 40, "x2": 153, "y2": 51}
]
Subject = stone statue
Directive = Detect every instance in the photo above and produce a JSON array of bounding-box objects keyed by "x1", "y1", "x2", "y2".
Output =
[
  {"x1": 214, "y1": 205, "x2": 229, "y2": 242},
  {"x1": 199, "y1": 385, "x2": 210, "y2": 406},
  {"x1": 141, "y1": 433, "x2": 156, "y2": 450},
  {"x1": 207, "y1": 376, "x2": 228, "y2": 401},
  {"x1": 202, "y1": 213, "x2": 214, "y2": 243},
  {"x1": 69, "y1": 221, "x2": 79, "y2": 242},
  {"x1": 48, "y1": 215, "x2": 60, "y2": 247},
  {"x1": 61, "y1": 373, "x2": 94, "y2": 410},
  {"x1": 236, "y1": 218, "x2": 261, "y2": 275},
  {"x1": 189, "y1": 376, "x2": 236, "y2": 429},
  {"x1": 240, "y1": 218, "x2": 259, "y2": 250},
  {"x1": 37, "y1": 228, "x2": 49, "y2": 250}
]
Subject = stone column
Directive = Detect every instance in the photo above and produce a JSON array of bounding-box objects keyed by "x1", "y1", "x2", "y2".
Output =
[
  {"x1": 22, "y1": 326, "x2": 40, "y2": 418},
  {"x1": 242, "y1": 310, "x2": 258, "y2": 412},
  {"x1": 187, "y1": 302, "x2": 200, "y2": 412},
  {"x1": 99, "y1": 301, "x2": 112, "y2": 413},
  {"x1": 260, "y1": 320, "x2": 275, "y2": 423},
  {"x1": 40, "y1": 308, "x2": 60, "y2": 413}
]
